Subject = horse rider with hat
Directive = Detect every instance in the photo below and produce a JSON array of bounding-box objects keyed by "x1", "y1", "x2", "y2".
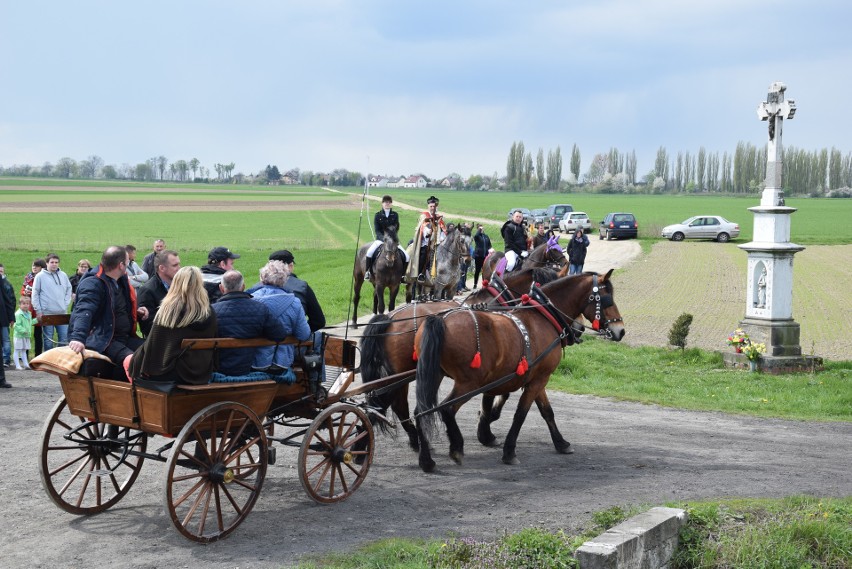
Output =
[
  {"x1": 364, "y1": 195, "x2": 409, "y2": 281},
  {"x1": 406, "y1": 195, "x2": 446, "y2": 283}
]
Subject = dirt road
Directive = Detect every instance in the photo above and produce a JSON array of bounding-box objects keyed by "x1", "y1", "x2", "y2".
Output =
[{"x1": 1, "y1": 369, "x2": 849, "y2": 569}]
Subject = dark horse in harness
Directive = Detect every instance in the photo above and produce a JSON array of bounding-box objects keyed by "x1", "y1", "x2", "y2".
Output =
[
  {"x1": 413, "y1": 270, "x2": 625, "y2": 472},
  {"x1": 481, "y1": 235, "x2": 566, "y2": 284},
  {"x1": 352, "y1": 227, "x2": 406, "y2": 327},
  {"x1": 359, "y1": 263, "x2": 568, "y2": 451}
]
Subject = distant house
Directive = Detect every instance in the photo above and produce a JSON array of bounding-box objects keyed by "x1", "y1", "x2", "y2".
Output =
[
  {"x1": 281, "y1": 175, "x2": 299, "y2": 185},
  {"x1": 367, "y1": 175, "x2": 389, "y2": 188},
  {"x1": 403, "y1": 175, "x2": 427, "y2": 188}
]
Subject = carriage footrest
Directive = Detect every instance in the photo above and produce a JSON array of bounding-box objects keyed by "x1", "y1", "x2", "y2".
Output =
[{"x1": 267, "y1": 446, "x2": 276, "y2": 465}]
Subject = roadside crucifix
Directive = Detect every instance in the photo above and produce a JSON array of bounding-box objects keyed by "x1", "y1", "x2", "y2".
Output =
[{"x1": 733, "y1": 82, "x2": 821, "y2": 373}]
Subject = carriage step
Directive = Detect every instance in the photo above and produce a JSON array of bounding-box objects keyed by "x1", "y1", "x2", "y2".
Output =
[{"x1": 267, "y1": 447, "x2": 276, "y2": 465}]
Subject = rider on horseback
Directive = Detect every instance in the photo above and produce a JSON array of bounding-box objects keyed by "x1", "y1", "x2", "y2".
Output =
[
  {"x1": 406, "y1": 195, "x2": 446, "y2": 283},
  {"x1": 365, "y1": 195, "x2": 409, "y2": 281},
  {"x1": 501, "y1": 209, "x2": 529, "y2": 272}
]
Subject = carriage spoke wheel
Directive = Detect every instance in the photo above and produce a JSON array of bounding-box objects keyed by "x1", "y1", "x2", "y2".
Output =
[
  {"x1": 39, "y1": 396, "x2": 147, "y2": 515},
  {"x1": 164, "y1": 402, "x2": 267, "y2": 543},
  {"x1": 298, "y1": 404, "x2": 374, "y2": 504}
]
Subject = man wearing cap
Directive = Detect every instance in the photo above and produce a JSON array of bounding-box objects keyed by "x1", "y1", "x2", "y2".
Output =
[
  {"x1": 247, "y1": 249, "x2": 326, "y2": 333},
  {"x1": 364, "y1": 195, "x2": 409, "y2": 281},
  {"x1": 201, "y1": 246, "x2": 240, "y2": 304},
  {"x1": 406, "y1": 195, "x2": 446, "y2": 282}
]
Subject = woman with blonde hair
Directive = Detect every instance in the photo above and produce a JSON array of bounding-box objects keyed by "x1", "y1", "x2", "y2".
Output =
[{"x1": 129, "y1": 266, "x2": 217, "y2": 390}]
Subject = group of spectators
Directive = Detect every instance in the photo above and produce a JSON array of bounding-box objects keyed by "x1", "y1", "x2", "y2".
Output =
[
  {"x1": 0, "y1": 240, "x2": 325, "y2": 391},
  {"x1": 501, "y1": 210, "x2": 590, "y2": 276}
]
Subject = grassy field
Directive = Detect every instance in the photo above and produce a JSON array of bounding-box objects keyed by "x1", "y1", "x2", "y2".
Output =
[{"x1": 1, "y1": 181, "x2": 850, "y2": 358}]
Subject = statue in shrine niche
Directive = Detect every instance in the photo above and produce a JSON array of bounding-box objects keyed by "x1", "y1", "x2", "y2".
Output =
[{"x1": 756, "y1": 268, "x2": 767, "y2": 308}]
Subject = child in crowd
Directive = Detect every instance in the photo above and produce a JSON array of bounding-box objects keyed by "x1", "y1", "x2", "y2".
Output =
[{"x1": 14, "y1": 296, "x2": 34, "y2": 370}]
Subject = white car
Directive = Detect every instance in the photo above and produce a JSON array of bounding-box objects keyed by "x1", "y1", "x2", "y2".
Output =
[
  {"x1": 662, "y1": 215, "x2": 740, "y2": 242},
  {"x1": 558, "y1": 211, "x2": 592, "y2": 233}
]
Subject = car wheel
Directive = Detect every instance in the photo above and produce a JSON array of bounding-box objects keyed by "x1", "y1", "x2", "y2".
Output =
[
  {"x1": 717, "y1": 232, "x2": 730, "y2": 243},
  {"x1": 606, "y1": 231, "x2": 613, "y2": 241},
  {"x1": 672, "y1": 232, "x2": 684, "y2": 242},
  {"x1": 599, "y1": 230, "x2": 604, "y2": 240}
]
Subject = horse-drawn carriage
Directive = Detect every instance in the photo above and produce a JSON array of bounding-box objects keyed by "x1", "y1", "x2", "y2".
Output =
[{"x1": 37, "y1": 331, "x2": 377, "y2": 543}]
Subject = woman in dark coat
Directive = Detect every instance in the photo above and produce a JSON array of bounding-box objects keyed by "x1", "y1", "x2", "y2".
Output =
[
  {"x1": 567, "y1": 228, "x2": 590, "y2": 275},
  {"x1": 129, "y1": 266, "x2": 217, "y2": 389}
]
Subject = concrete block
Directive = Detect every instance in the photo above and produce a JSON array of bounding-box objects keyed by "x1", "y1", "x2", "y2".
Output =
[{"x1": 575, "y1": 507, "x2": 688, "y2": 569}]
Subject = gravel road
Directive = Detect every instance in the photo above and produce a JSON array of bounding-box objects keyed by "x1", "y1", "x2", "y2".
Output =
[{"x1": 1, "y1": 367, "x2": 849, "y2": 569}]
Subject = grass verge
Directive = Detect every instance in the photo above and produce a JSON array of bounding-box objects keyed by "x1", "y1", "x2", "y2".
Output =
[
  {"x1": 552, "y1": 338, "x2": 852, "y2": 422},
  {"x1": 295, "y1": 497, "x2": 851, "y2": 568}
]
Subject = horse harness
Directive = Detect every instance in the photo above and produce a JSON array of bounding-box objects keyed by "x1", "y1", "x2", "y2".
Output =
[{"x1": 587, "y1": 274, "x2": 623, "y2": 339}]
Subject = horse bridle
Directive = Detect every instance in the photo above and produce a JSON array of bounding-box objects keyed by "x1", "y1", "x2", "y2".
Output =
[{"x1": 587, "y1": 274, "x2": 623, "y2": 338}]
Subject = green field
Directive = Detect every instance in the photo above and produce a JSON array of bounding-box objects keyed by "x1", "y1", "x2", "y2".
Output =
[{"x1": 2, "y1": 181, "x2": 851, "y2": 334}]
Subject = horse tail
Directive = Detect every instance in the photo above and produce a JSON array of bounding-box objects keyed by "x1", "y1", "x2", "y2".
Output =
[
  {"x1": 360, "y1": 314, "x2": 398, "y2": 435},
  {"x1": 415, "y1": 314, "x2": 445, "y2": 436},
  {"x1": 360, "y1": 313, "x2": 393, "y2": 386}
]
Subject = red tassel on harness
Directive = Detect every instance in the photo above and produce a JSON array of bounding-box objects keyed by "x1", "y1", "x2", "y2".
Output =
[
  {"x1": 592, "y1": 319, "x2": 600, "y2": 331},
  {"x1": 470, "y1": 351, "x2": 481, "y2": 368},
  {"x1": 516, "y1": 356, "x2": 529, "y2": 376},
  {"x1": 482, "y1": 279, "x2": 489, "y2": 287},
  {"x1": 412, "y1": 347, "x2": 418, "y2": 361},
  {"x1": 521, "y1": 294, "x2": 530, "y2": 304}
]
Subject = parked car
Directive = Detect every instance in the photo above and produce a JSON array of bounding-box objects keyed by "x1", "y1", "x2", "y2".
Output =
[
  {"x1": 530, "y1": 208, "x2": 547, "y2": 226},
  {"x1": 599, "y1": 212, "x2": 638, "y2": 240},
  {"x1": 662, "y1": 215, "x2": 740, "y2": 242},
  {"x1": 507, "y1": 208, "x2": 532, "y2": 224},
  {"x1": 558, "y1": 211, "x2": 592, "y2": 233},
  {"x1": 543, "y1": 204, "x2": 574, "y2": 230}
]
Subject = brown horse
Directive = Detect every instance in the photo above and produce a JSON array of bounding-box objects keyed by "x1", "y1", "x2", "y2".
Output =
[
  {"x1": 359, "y1": 265, "x2": 568, "y2": 451},
  {"x1": 481, "y1": 235, "x2": 566, "y2": 284},
  {"x1": 413, "y1": 270, "x2": 625, "y2": 472},
  {"x1": 352, "y1": 228, "x2": 406, "y2": 327}
]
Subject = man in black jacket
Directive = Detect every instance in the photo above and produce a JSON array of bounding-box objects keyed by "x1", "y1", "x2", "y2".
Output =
[
  {"x1": 364, "y1": 195, "x2": 408, "y2": 280},
  {"x1": 201, "y1": 246, "x2": 240, "y2": 304},
  {"x1": 137, "y1": 250, "x2": 180, "y2": 336},
  {"x1": 501, "y1": 209, "x2": 529, "y2": 272},
  {"x1": 212, "y1": 271, "x2": 287, "y2": 375}
]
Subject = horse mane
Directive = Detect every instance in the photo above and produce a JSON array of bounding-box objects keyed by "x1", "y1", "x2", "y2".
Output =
[{"x1": 530, "y1": 267, "x2": 559, "y2": 285}]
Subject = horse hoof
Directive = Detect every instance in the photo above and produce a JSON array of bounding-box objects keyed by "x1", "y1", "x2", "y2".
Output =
[
  {"x1": 420, "y1": 459, "x2": 437, "y2": 473},
  {"x1": 450, "y1": 451, "x2": 463, "y2": 465},
  {"x1": 502, "y1": 456, "x2": 520, "y2": 466},
  {"x1": 478, "y1": 436, "x2": 500, "y2": 448},
  {"x1": 557, "y1": 443, "x2": 574, "y2": 455}
]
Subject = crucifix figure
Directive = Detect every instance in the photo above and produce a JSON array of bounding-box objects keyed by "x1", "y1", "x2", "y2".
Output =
[{"x1": 756, "y1": 82, "x2": 796, "y2": 207}]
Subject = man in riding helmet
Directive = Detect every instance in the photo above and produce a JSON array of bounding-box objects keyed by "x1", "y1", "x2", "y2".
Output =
[
  {"x1": 406, "y1": 195, "x2": 446, "y2": 283},
  {"x1": 501, "y1": 210, "x2": 529, "y2": 272},
  {"x1": 364, "y1": 195, "x2": 409, "y2": 281}
]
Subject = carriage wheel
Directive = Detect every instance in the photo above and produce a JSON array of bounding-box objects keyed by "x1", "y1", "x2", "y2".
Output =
[
  {"x1": 298, "y1": 404, "x2": 374, "y2": 504},
  {"x1": 164, "y1": 402, "x2": 267, "y2": 543},
  {"x1": 39, "y1": 396, "x2": 147, "y2": 515}
]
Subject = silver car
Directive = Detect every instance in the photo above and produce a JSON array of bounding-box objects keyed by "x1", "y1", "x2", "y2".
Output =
[
  {"x1": 662, "y1": 215, "x2": 740, "y2": 242},
  {"x1": 558, "y1": 211, "x2": 592, "y2": 233}
]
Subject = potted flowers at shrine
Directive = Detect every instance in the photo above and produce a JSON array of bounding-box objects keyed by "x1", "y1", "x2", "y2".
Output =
[
  {"x1": 726, "y1": 329, "x2": 749, "y2": 353},
  {"x1": 741, "y1": 341, "x2": 766, "y2": 372}
]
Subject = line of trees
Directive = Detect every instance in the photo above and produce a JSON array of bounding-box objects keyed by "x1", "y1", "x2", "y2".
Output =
[
  {"x1": 506, "y1": 141, "x2": 852, "y2": 195},
  {"x1": 505, "y1": 141, "x2": 565, "y2": 191}
]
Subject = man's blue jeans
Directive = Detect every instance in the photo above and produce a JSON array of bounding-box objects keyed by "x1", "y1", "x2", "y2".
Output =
[
  {"x1": 569, "y1": 263, "x2": 584, "y2": 275},
  {"x1": 1, "y1": 326, "x2": 10, "y2": 363},
  {"x1": 42, "y1": 324, "x2": 69, "y2": 350}
]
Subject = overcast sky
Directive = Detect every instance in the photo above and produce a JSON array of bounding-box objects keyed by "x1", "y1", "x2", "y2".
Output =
[{"x1": 1, "y1": 0, "x2": 849, "y2": 180}]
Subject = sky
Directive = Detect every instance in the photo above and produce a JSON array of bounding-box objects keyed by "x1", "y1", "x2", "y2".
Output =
[{"x1": 1, "y1": 0, "x2": 850, "y2": 181}]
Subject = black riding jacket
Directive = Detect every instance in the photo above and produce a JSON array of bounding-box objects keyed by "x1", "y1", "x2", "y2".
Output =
[
  {"x1": 501, "y1": 220, "x2": 527, "y2": 255},
  {"x1": 374, "y1": 209, "x2": 400, "y2": 240}
]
